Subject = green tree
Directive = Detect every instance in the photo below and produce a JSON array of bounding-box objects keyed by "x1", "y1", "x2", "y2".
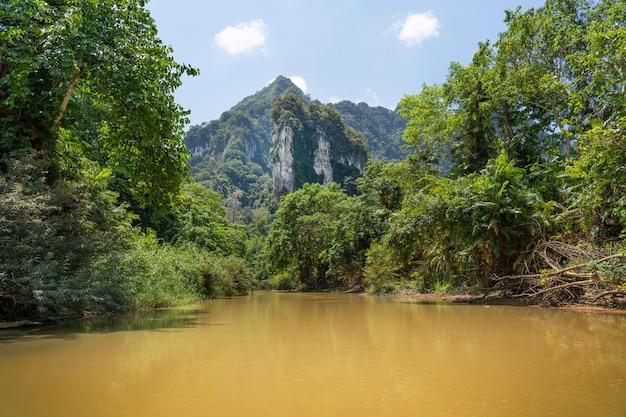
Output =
[
  {"x1": 398, "y1": 84, "x2": 452, "y2": 171},
  {"x1": 446, "y1": 43, "x2": 498, "y2": 174},
  {"x1": 264, "y1": 183, "x2": 348, "y2": 288},
  {"x1": 356, "y1": 159, "x2": 406, "y2": 211},
  {"x1": 567, "y1": 0, "x2": 626, "y2": 240},
  {"x1": 493, "y1": 0, "x2": 592, "y2": 159},
  {"x1": 167, "y1": 181, "x2": 246, "y2": 256},
  {"x1": 0, "y1": 152, "x2": 134, "y2": 319},
  {"x1": 0, "y1": 0, "x2": 215, "y2": 320},
  {"x1": 0, "y1": 0, "x2": 197, "y2": 207},
  {"x1": 399, "y1": 43, "x2": 498, "y2": 175}
]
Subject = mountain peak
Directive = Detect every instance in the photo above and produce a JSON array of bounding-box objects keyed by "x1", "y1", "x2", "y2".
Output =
[
  {"x1": 267, "y1": 75, "x2": 308, "y2": 95},
  {"x1": 260, "y1": 75, "x2": 307, "y2": 103},
  {"x1": 268, "y1": 75, "x2": 297, "y2": 89}
]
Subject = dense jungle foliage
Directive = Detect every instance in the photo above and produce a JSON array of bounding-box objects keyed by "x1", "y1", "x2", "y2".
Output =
[
  {"x1": 261, "y1": 0, "x2": 626, "y2": 305},
  {"x1": 2, "y1": 0, "x2": 625, "y2": 322},
  {"x1": 0, "y1": 0, "x2": 255, "y2": 321}
]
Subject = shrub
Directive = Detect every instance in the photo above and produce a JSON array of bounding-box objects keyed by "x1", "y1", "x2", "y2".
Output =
[
  {"x1": 267, "y1": 272, "x2": 299, "y2": 291},
  {"x1": 363, "y1": 241, "x2": 402, "y2": 293},
  {"x1": 0, "y1": 152, "x2": 134, "y2": 320},
  {"x1": 387, "y1": 150, "x2": 550, "y2": 287},
  {"x1": 202, "y1": 256, "x2": 256, "y2": 298}
]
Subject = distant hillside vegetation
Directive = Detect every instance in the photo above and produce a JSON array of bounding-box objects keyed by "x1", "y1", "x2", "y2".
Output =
[{"x1": 329, "y1": 101, "x2": 409, "y2": 161}]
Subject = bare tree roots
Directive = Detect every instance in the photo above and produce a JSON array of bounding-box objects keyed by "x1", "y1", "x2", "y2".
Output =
[{"x1": 492, "y1": 241, "x2": 626, "y2": 308}]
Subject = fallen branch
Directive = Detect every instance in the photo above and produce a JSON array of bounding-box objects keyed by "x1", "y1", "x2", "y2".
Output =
[
  {"x1": 491, "y1": 244, "x2": 626, "y2": 307},
  {"x1": 496, "y1": 253, "x2": 626, "y2": 281},
  {"x1": 529, "y1": 279, "x2": 595, "y2": 300},
  {"x1": 592, "y1": 290, "x2": 626, "y2": 301}
]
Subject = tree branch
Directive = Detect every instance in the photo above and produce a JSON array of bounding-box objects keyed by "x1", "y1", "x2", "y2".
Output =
[
  {"x1": 529, "y1": 279, "x2": 595, "y2": 299},
  {"x1": 592, "y1": 290, "x2": 626, "y2": 301},
  {"x1": 52, "y1": 60, "x2": 82, "y2": 130},
  {"x1": 496, "y1": 253, "x2": 626, "y2": 281}
]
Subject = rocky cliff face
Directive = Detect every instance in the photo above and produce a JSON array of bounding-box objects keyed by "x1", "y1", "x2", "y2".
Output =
[
  {"x1": 313, "y1": 130, "x2": 333, "y2": 185},
  {"x1": 270, "y1": 94, "x2": 368, "y2": 202},
  {"x1": 271, "y1": 121, "x2": 295, "y2": 197}
]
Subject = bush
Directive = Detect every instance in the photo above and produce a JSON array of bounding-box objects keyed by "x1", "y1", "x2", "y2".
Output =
[
  {"x1": 202, "y1": 256, "x2": 257, "y2": 298},
  {"x1": 386, "y1": 151, "x2": 550, "y2": 287},
  {"x1": 363, "y1": 241, "x2": 402, "y2": 293},
  {"x1": 116, "y1": 236, "x2": 208, "y2": 309},
  {"x1": 267, "y1": 272, "x2": 299, "y2": 291}
]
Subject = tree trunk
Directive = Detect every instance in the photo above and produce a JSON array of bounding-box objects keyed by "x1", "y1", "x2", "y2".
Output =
[{"x1": 52, "y1": 60, "x2": 82, "y2": 130}]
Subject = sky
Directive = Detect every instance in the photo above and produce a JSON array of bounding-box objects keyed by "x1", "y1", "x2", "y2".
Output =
[{"x1": 146, "y1": 0, "x2": 545, "y2": 127}]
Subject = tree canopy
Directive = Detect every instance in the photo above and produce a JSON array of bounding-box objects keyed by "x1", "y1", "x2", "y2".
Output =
[{"x1": 1, "y1": 0, "x2": 197, "y2": 207}]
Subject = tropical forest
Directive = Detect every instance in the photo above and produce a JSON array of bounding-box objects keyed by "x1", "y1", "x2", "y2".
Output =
[{"x1": 2, "y1": 0, "x2": 626, "y2": 325}]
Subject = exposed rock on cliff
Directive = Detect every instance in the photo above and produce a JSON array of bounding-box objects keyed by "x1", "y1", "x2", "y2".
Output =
[
  {"x1": 270, "y1": 94, "x2": 368, "y2": 202},
  {"x1": 313, "y1": 131, "x2": 333, "y2": 185},
  {"x1": 271, "y1": 121, "x2": 295, "y2": 197}
]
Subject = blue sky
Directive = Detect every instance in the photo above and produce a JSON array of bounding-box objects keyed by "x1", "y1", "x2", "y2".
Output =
[{"x1": 146, "y1": 0, "x2": 545, "y2": 126}]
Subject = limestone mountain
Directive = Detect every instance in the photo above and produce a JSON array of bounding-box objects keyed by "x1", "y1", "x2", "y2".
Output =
[
  {"x1": 185, "y1": 76, "x2": 305, "y2": 172},
  {"x1": 183, "y1": 76, "x2": 407, "y2": 218}
]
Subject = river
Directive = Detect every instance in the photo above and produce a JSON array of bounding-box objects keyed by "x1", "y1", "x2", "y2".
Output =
[{"x1": 1, "y1": 291, "x2": 625, "y2": 417}]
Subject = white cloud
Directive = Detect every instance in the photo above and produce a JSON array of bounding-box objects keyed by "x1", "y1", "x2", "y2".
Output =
[
  {"x1": 365, "y1": 88, "x2": 380, "y2": 106},
  {"x1": 329, "y1": 96, "x2": 341, "y2": 104},
  {"x1": 215, "y1": 19, "x2": 268, "y2": 55},
  {"x1": 394, "y1": 11, "x2": 440, "y2": 46},
  {"x1": 289, "y1": 75, "x2": 308, "y2": 94}
]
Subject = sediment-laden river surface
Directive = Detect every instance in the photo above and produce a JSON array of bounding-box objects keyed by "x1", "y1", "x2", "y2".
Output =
[{"x1": 1, "y1": 291, "x2": 625, "y2": 417}]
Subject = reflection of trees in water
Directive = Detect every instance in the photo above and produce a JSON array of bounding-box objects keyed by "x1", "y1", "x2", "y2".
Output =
[
  {"x1": 79, "y1": 308, "x2": 204, "y2": 333},
  {"x1": 0, "y1": 308, "x2": 206, "y2": 343}
]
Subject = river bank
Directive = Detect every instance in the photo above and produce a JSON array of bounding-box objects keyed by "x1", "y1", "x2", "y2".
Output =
[
  {"x1": 387, "y1": 289, "x2": 626, "y2": 314},
  {"x1": 3, "y1": 286, "x2": 625, "y2": 330}
]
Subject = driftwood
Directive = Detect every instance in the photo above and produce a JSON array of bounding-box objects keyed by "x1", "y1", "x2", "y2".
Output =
[
  {"x1": 493, "y1": 241, "x2": 626, "y2": 307},
  {"x1": 592, "y1": 290, "x2": 626, "y2": 301},
  {"x1": 497, "y1": 253, "x2": 625, "y2": 281},
  {"x1": 528, "y1": 279, "x2": 594, "y2": 300}
]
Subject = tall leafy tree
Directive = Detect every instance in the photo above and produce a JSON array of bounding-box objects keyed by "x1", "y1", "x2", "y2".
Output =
[
  {"x1": 0, "y1": 0, "x2": 207, "y2": 319},
  {"x1": 446, "y1": 42, "x2": 497, "y2": 174},
  {"x1": 397, "y1": 84, "x2": 451, "y2": 170},
  {"x1": 0, "y1": 0, "x2": 197, "y2": 206},
  {"x1": 568, "y1": 0, "x2": 626, "y2": 239},
  {"x1": 493, "y1": 0, "x2": 592, "y2": 159},
  {"x1": 264, "y1": 183, "x2": 348, "y2": 288},
  {"x1": 167, "y1": 181, "x2": 246, "y2": 256},
  {"x1": 399, "y1": 43, "x2": 498, "y2": 176}
]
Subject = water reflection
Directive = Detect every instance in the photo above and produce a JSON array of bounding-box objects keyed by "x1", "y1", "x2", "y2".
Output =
[{"x1": 0, "y1": 307, "x2": 205, "y2": 343}]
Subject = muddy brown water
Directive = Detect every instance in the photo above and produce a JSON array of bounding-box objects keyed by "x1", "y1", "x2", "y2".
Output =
[{"x1": 1, "y1": 291, "x2": 625, "y2": 417}]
